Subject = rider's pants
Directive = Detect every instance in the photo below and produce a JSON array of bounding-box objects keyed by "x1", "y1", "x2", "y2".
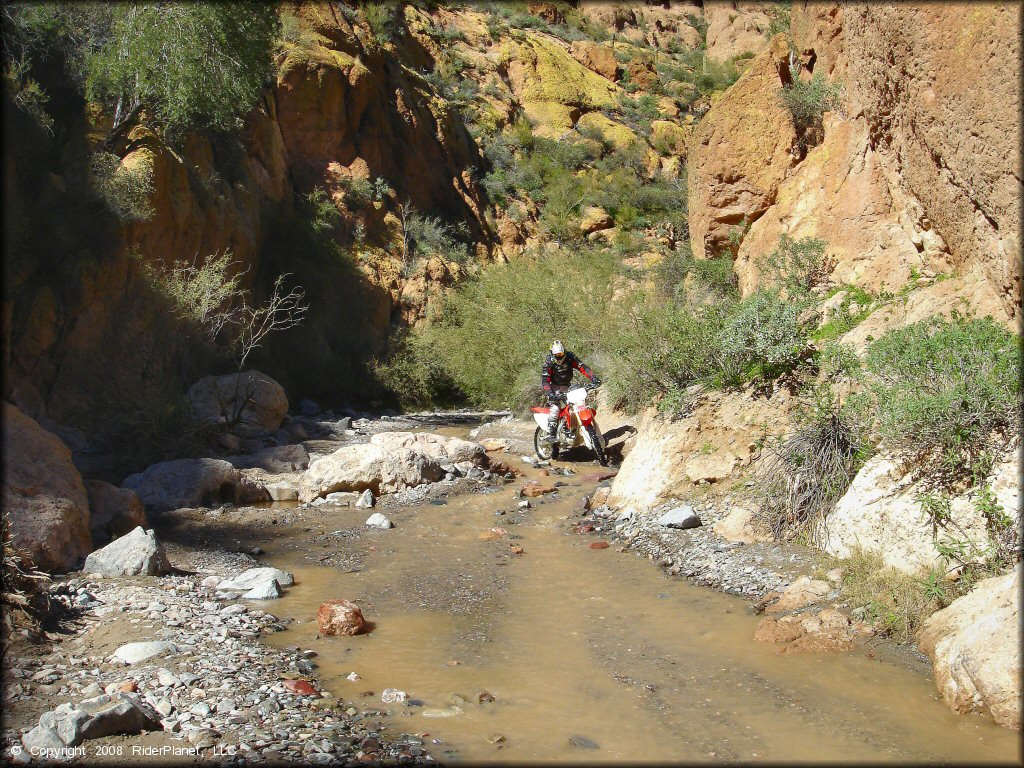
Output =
[{"x1": 546, "y1": 387, "x2": 569, "y2": 434}]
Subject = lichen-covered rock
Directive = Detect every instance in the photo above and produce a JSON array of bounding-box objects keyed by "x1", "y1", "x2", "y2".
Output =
[
  {"x1": 568, "y1": 40, "x2": 620, "y2": 81},
  {"x1": 85, "y1": 480, "x2": 147, "y2": 547},
  {"x1": 186, "y1": 370, "x2": 288, "y2": 434},
  {"x1": 579, "y1": 206, "x2": 614, "y2": 234},
  {"x1": 575, "y1": 111, "x2": 637, "y2": 150},
  {"x1": 2, "y1": 402, "x2": 91, "y2": 572},
  {"x1": 687, "y1": 34, "x2": 796, "y2": 259},
  {"x1": 650, "y1": 120, "x2": 691, "y2": 157},
  {"x1": 917, "y1": 566, "x2": 1021, "y2": 730}
]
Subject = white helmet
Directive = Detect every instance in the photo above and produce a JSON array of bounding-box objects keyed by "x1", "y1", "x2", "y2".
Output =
[{"x1": 551, "y1": 340, "x2": 566, "y2": 361}]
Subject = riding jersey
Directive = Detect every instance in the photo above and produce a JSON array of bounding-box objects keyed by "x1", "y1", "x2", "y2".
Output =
[{"x1": 541, "y1": 351, "x2": 594, "y2": 399}]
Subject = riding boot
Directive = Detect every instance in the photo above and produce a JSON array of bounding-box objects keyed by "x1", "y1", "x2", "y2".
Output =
[{"x1": 544, "y1": 416, "x2": 559, "y2": 444}]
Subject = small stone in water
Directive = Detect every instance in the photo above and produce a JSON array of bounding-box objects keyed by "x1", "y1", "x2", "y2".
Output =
[{"x1": 569, "y1": 735, "x2": 600, "y2": 749}]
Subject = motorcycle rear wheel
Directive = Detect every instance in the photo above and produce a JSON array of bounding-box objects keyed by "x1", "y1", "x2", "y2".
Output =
[{"x1": 534, "y1": 426, "x2": 560, "y2": 461}]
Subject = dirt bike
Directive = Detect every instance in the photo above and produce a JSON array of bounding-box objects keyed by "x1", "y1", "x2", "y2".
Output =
[{"x1": 531, "y1": 384, "x2": 607, "y2": 466}]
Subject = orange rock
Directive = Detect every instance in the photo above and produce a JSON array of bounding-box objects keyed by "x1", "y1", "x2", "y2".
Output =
[
  {"x1": 117, "y1": 680, "x2": 138, "y2": 693},
  {"x1": 509, "y1": 545, "x2": 525, "y2": 555},
  {"x1": 283, "y1": 678, "x2": 318, "y2": 696},
  {"x1": 317, "y1": 599, "x2": 367, "y2": 637},
  {"x1": 521, "y1": 483, "x2": 555, "y2": 498},
  {"x1": 478, "y1": 527, "x2": 508, "y2": 541},
  {"x1": 589, "y1": 541, "x2": 610, "y2": 550}
]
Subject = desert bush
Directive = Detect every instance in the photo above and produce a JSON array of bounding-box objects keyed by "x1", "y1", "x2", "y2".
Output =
[
  {"x1": 303, "y1": 187, "x2": 342, "y2": 236},
  {"x1": 780, "y1": 71, "x2": 842, "y2": 146},
  {"x1": 2, "y1": 514, "x2": 51, "y2": 645},
  {"x1": 758, "y1": 234, "x2": 833, "y2": 295},
  {"x1": 373, "y1": 330, "x2": 461, "y2": 410},
  {"x1": 88, "y1": 151, "x2": 154, "y2": 221},
  {"x1": 359, "y1": 2, "x2": 401, "y2": 46},
  {"x1": 712, "y1": 290, "x2": 808, "y2": 387},
  {"x1": 864, "y1": 315, "x2": 1020, "y2": 485},
  {"x1": 756, "y1": 385, "x2": 869, "y2": 541}
]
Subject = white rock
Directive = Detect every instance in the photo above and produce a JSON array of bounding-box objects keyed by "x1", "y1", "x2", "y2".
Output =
[
  {"x1": 241, "y1": 580, "x2": 282, "y2": 600},
  {"x1": 355, "y1": 489, "x2": 375, "y2": 509},
  {"x1": 365, "y1": 513, "x2": 393, "y2": 529},
  {"x1": 265, "y1": 482, "x2": 299, "y2": 502},
  {"x1": 83, "y1": 527, "x2": 172, "y2": 576},
  {"x1": 112, "y1": 641, "x2": 178, "y2": 665},
  {"x1": 218, "y1": 567, "x2": 294, "y2": 591},
  {"x1": 381, "y1": 688, "x2": 408, "y2": 704},
  {"x1": 346, "y1": 672, "x2": 361, "y2": 682}
]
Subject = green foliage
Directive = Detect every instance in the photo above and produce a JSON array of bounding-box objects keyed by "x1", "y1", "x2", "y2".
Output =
[
  {"x1": 811, "y1": 287, "x2": 875, "y2": 342},
  {"x1": 85, "y1": 3, "x2": 278, "y2": 135},
  {"x1": 759, "y1": 234, "x2": 833, "y2": 295},
  {"x1": 835, "y1": 548, "x2": 948, "y2": 644},
  {"x1": 359, "y1": 2, "x2": 402, "y2": 46},
  {"x1": 88, "y1": 151, "x2": 155, "y2": 222},
  {"x1": 401, "y1": 208, "x2": 469, "y2": 275},
  {"x1": 303, "y1": 187, "x2": 342, "y2": 237},
  {"x1": 712, "y1": 290, "x2": 808, "y2": 387},
  {"x1": 372, "y1": 330, "x2": 461, "y2": 410},
  {"x1": 780, "y1": 71, "x2": 842, "y2": 145},
  {"x1": 864, "y1": 315, "x2": 1020, "y2": 484},
  {"x1": 144, "y1": 251, "x2": 242, "y2": 340}
]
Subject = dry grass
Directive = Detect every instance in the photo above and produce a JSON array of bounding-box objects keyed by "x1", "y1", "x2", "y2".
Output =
[{"x1": 1, "y1": 515, "x2": 51, "y2": 648}]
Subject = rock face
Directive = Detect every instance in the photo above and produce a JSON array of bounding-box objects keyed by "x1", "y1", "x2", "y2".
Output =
[
  {"x1": 83, "y1": 527, "x2": 171, "y2": 577},
  {"x1": 790, "y1": 3, "x2": 1021, "y2": 319},
  {"x1": 85, "y1": 480, "x2": 147, "y2": 547},
  {"x1": 568, "y1": 41, "x2": 620, "y2": 81},
  {"x1": 607, "y1": 389, "x2": 790, "y2": 515},
  {"x1": 687, "y1": 34, "x2": 796, "y2": 259},
  {"x1": 1, "y1": 401, "x2": 91, "y2": 572},
  {"x1": 187, "y1": 370, "x2": 289, "y2": 434},
  {"x1": 812, "y1": 454, "x2": 1016, "y2": 575},
  {"x1": 317, "y1": 599, "x2": 367, "y2": 637},
  {"x1": 299, "y1": 443, "x2": 445, "y2": 502},
  {"x1": 704, "y1": 1, "x2": 773, "y2": 62},
  {"x1": 122, "y1": 458, "x2": 268, "y2": 512},
  {"x1": 917, "y1": 566, "x2": 1021, "y2": 730}
]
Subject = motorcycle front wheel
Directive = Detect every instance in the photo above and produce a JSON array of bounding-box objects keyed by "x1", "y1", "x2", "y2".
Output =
[
  {"x1": 534, "y1": 426, "x2": 560, "y2": 461},
  {"x1": 585, "y1": 423, "x2": 608, "y2": 466}
]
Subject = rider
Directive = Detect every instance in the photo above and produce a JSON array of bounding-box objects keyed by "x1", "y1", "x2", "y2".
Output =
[{"x1": 541, "y1": 340, "x2": 600, "y2": 443}]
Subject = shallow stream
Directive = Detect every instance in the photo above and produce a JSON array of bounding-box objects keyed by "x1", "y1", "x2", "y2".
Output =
[{"x1": 253, "y1": 441, "x2": 1019, "y2": 763}]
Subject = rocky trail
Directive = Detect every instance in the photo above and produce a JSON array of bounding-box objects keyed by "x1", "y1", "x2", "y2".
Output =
[{"x1": 3, "y1": 411, "x2": 1018, "y2": 765}]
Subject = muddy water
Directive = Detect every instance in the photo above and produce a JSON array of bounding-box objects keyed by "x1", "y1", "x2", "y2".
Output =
[{"x1": 257, "y1": 459, "x2": 1020, "y2": 763}]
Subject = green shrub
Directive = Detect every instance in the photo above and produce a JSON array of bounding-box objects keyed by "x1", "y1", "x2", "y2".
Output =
[
  {"x1": 864, "y1": 315, "x2": 1020, "y2": 484},
  {"x1": 88, "y1": 151, "x2": 155, "y2": 221},
  {"x1": 359, "y1": 2, "x2": 401, "y2": 46},
  {"x1": 759, "y1": 234, "x2": 833, "y2": 295},
  {"x1": 303, "y1": 187, "x2": 342, "y2": 236},
  {"x1": 780, "y1": 72, "x2": 842, "y2": 145},
  {"x1": 373, "y1": 330, "x2": 461, "y2": 410},
  {"x1": 712, "y1": 290, "x2": 808, "y2": 387}
]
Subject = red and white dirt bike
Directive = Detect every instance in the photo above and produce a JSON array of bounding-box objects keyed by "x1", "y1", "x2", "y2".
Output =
[{"x1": 531, "y1": 385, "x2": 608, "y2": 465}]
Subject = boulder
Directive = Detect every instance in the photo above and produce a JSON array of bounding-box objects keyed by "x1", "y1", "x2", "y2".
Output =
[
  {"x1": 355, "y1": 489, "x2": 375, "y2": 508},
  {"x1": 579, "y1": 206, "x2": 614, "y2": 234},
  {"x1": 265, "y1": 481, "x2": 299, "y2": 501},
  {"x1": 704, "y1": 2, "x2": 772, "y2": 62},
  {"x1": 568, "y1": 40, "x2": 620, "y2": 81},
  {"x1": 76, "y1": 693, "x2": 162, "y2": 741},
  {"x1": 241, "y1": 580, "x2": 281, "y2": 600},
  {"x1": 299, "y1": 443, "x2": 444, "y2": 502},
  {"x1": 112, "y1": 641, "x2": 178, "y2": 665},
  {"x1": 917, "y1": 566, "x2": 1021, "y2": 729},
  {"x1": 186, "y1": 370, "x2": 288, "y2": 434},
  {"x1": 226, "y1": 444, "x2": 310, "y2": 473},
  {"x1": 766, "y1": 575, "x2": 832, "y2": 613},
  {"x1": 365, "y1": 512, "x2": 393, "y2": 529},
  {"x1": 2, "y1": 401, "x2": 91, "y2": 572},
  {"x1": 368, "y1": 431, "x2": 489, "y2": 466},
  {"x1": 85, "y1": 480, "x2": 147, "y2": 548},
  {"x1": 83, "y1": 527, "x2": 171, "y2": 577},
  {"x1": 317, "y1": 599, "x2": 367, "y2": 636},
  {"x1": 687, "y1": 34, "x2": 796, "y2": 259},
  {"x1": 657, "y1": 505, "x2": 702, "y2": 530},
  {"x1": 754, "y1": 607, "x2": 874, "y2": 653},
  {"x1": 650, "y1": 120, "x2": 691, "y2": 157},
  {"x1": 122, "y1": 458, "x2": 269, "y2": 512},
  {"x1": 812, "y1": 454, "x2": 1010, "y2": 575},
  {"x1": 712, "y1": 505, "x2": 772, "y2": 544},
  {"x1": 218, "y1": 567, "x2": 294, "y2": 592},
  {"x1": 575, "y1": 112, "x2": 637, "y2": 150}
]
